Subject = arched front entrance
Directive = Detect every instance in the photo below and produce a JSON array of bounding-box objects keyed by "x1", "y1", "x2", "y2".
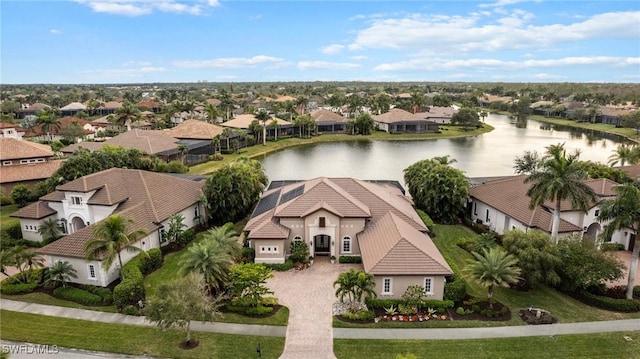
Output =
[
  {"x1": 313, "y1": 234, "x2": 331, "y2": 256},
  {"x1": 71, "y1": 216, "x2": 87, "y2": 234},
  {"x1": 584, "y1": 222, "x2": 601, "y2": 245}
]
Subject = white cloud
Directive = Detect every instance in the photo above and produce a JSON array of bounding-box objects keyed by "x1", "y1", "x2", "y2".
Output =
[
  {"x1": 298, "y1": 61, "x2": 361, "y2": 70},
  {"x1": 123, "y1": 61, "x2": 152, "y2": 67},
  {"x1": 49, "y1": 29, "x2": 62, "y2": 34},
  {"x1": 349, "y1": 55, "x2": 369, "y2": 61},
  {"x1": 249, "y1": 14, "x2": 263, "y2": 21},
  {"x1": 374, "y1": 56, "x2": 640, "y2": 72},
  {"x1": 173, "y1": 55, "x2": 285, "y2": 69},
  {"x1": 349, "y1": 11, "x2": 640, "y2": 54},
  {"x1": 74, "y1": 0, "x2": 219, "y2": 16},
  {"x1": 533, "y1": 73, "x2": 566, "y2": 80},
  {"x1": 321, "y1": 44, "x2": 345, "y2": 55}
]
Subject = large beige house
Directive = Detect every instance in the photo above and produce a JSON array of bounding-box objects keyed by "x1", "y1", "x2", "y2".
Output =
[
  {"x1": 0, "y1": 137, "x2": 63, "y2": 194},
  {"x1": 245, "y1": 177, "x2": 452, "y2": 300},
  {"x1": 12, "y1": 168, "x2": 205, "y2": 287}
]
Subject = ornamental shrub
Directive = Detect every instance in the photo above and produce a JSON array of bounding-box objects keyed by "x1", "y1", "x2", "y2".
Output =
[
  {"x1": 245, "y1": 305, "x2": 274, "y2": 316},
  {"x1": 53, "y1": 287, "x2": 103, "y2": 306},
  {"x1": 601, "y1": 243, "x2": 625, "y2": 252},
  {"x1": 264, "y1": 259, "x2": 293, "y2": 271},
  {"x1": 80, "y1": 285, "x2": 113, "y2": 305},
  {"x1": 338, "y1": 256, "x2": 362, "y2": 264},
  {"x1": 289, "y1": 241, "x2": 309, "y2": 264},
  {"x1": 177, "y1": 228, "x2": 196, "y2": 248},
  {"x1": 0, "y1": 281, "x2": 38, "y2": 295},
  {"x1": 576, "y1": 290, "x2": 640, "y2": 312}
]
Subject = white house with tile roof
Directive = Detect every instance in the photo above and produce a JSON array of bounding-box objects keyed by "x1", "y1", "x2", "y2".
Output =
[
  {"x1": 469, "y1": 175, "x2": 631, "y2": 249},
  {"x1": 12, "y1": 168, "x2": 206, "y2": 286},
  {"x1": 245, "y1": 177, "x2": 452, "y2": 300}
]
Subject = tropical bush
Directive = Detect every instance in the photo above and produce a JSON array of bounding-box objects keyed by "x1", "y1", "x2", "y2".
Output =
[
  {"x1": 113, "y1": 258, "x2": 145, "y2": 309},
  {"x1": 576, "y1": 290, "x2": 640, "y2": 312},
  {"x1": 53, "y1": 287, "x2": 103, "y2": 306},
  {"x1": 338, "y1": 256, "x2": 362, "y2": 264},
  {"x1": 264, "y1": 259, "x2": 293, "y2": 271},
  {"x1": 601, "y1": 243, "x2": 625, "y2": 252},
  {"x1": 289, "y1": 240, "x2": 309, "y2": 264}
]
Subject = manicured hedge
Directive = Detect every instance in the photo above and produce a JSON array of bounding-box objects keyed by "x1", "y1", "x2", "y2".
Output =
[
  {"x1": 79, "y1": 285, "x2": 113, "y2": 305},
  {"x1": 338, "y1": 256, "x2": 362, "y2": 264},
  {"x1": 177, "y1": 228, "x2": 196, "y2": 248},
  {"x1": 241, "y1": 247, "x2": 255, "y2": 263},
  {"x1": 113, "y1": 254, "x2": 146, "y2": 309},
  {"x1": 53, "y1": 287, "x2": 103, "y2": 306},
  {"x1": 264, "y1": 259, "x2": 293, "y2": 271},
  {"x1": 601, "y1": 243, "x2": 625, "y2": 251},
  {"x1": 416, "y1": 209, "x2": 435, "y2": 234},
  {"x1": 443, "y1": 255, "x2": 468, "y2": 303},
  {"x1": 0, "y1": 281, "x2": 38, "y2": 295},
  {"x1": 577, "y1": 290, "x2": 640, "y2": 312},
  {"x1": 365, "y1": 298, "x2": 454, "y2": 312}
]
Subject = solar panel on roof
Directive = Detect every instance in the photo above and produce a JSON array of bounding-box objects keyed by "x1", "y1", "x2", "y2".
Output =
[
  {"x1": 279, "y1": 185, "x2": 305, "y2": 205},
  {"x1": 251, "y1": 189, "x2": 281, "y2": 218}
]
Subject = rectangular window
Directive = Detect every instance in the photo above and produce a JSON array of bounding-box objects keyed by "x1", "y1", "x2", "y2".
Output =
[
  {"x1": 382, "y1": 277, "x2": 392, "y2": 295},
  {"x1": 319, "y1": 217, "x2": 326, "y2": 228},
  {"x1": 473, "y1": 202, "x2": 477, "y2": 216},
  {"x1": 88, "y1": 264, "x2": 96, "y2": 280},
  {"x1": 2, "y1": 161, "x2": 11, "y2": 165},
  {"x1": 71, "y1": 196, "x2": 82, "y2": 205},
  {"x1": 485, "y1": 209, "x2": 490, "y2": 222},
  {"x1": 342, "y1": 238, "x2": 351, "y2": 253},
  {"x1": 259, "y1": 246, "x2": 279, "y2": 254},
  {"x1": 424, "y1": 277, "x2": 433, "y2": 295},
  {"x1": 20, "y1": 159, "x2": 29, "y2": 164},
  {"x1": 594, "y1": 209, "x2": 600, "y2": 217}
]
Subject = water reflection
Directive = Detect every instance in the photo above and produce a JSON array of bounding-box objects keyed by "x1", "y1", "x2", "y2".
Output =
[{"x1": 259, "y1": 114, "x2": 625, "y2": 184}]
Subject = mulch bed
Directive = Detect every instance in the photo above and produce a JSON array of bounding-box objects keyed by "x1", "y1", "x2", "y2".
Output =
[
  {"x1": 179, "y1": 339, "x2": 199, "y2": 350},
  {"x1": 220, "y1": 304, "x2": 283, "y2": 319},
  {"x1": 518, "y1": 308, "x2": 558, "y2": 325},
  {"x1": 447, "y1": 300, "x2": 512, "y2": 322}
]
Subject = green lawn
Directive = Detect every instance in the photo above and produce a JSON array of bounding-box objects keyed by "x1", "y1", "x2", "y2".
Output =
[
  {"x1": 0, "y1": 310, "x2": 285, "y2": 359},
  {"x1": 531, "y1": 115, "x2": 640, "y2": 142},
  {"x1": 334, "y1": 331, "x2": 640, "y2": 359},
  {"x1": 189, "y1": 125, "x2": 494, "y2": 175},
  {"x1": 1, "y1": 203, "x2": 19, "y2": 228}
]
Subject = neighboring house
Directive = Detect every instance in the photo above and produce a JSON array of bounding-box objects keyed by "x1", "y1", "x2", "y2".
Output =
[
  {"x1": 0, "y1": 122, "x2": 25, "y2": 140},
  {"x1": 622, "y1": 165, "x2": 640, "y2": 180},
  {"x1": 12, "y1": 168, "x2": 205, "y2": 287},
  {"x1": 0, "y1": 138, "x2": 63, "y2": 194},
  {"x1": 310, "y1": 109, "x2": 348, "y2": 133},
  {"x1": 136, "y1": 100, "x2": 161, "y2": 113},
  {"x1": 222, "y1": 114, "x2": 293, "y2": 139},
  {"x1": 25, "y1": 116, "x2": 104, "y2": 142},
  {"x1": 373, "y1": 108, "x2": 439, "y2": 134},
  {"x1": 244, "y1": 177, "x2": 452, "y2": 300},
  {"x1": 415, "y1": 106, "x2": 457, "y2": 124},
  {"x1": 97, "y1": 101, "x2": 123, "y2": 116},
  {"x1": 17, "y1": 103, "x2": 51, "y2": 119},
  {"x1": 469, "y1": 175, "x2": 630, "y2": 248},
  {"x1": 60, "y1": 102, "x2": 87, "y2": 117}
]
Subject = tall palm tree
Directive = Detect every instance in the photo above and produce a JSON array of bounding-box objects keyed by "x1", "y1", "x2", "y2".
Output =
[
  {"x1": 205, "y1": 103, "x2": 221, "y2": 123},
  {"x1": 608, "y1": 144, "x2": 638, "y2": 167},
  {"x1": 83, "y1": 214, "x2": 147, "y2": 280},
  {"x1": 409, "y1": 92, "x2": 425, "y2": 114},
  {"x1": 0, "y1": 249, "x2": 15, "y2": 278},
  {"x1": 283, "y1": 101, "x2": 296, "y2": 121},
  {"x1": 179, "y1": 240, "x2": 233, "y2": 295},
  {"x1": 211, "y1": 135, "x2": 221, "y2": 155},
  {"x1": 255, "y1": 109, "x2": 270, "y2": 145},
  {"x1": 113, "y1": 101, "x2": 141, "y2": 131},
  {"x1": 465, "y1": 247, "x2": 521, "y2": 308},
  {"x1": 36, "y1": 108, "x2": 61, "y2": 140},
  {"x1": 11, "y1": 246, "x2": 45, "y2": 282},
  {"x1": 177, "y1": 144, "x2": 189, "y2": 165},
  {"x1": 352, "y1": 270, "x2": 377, "y2": 303},
  {"x1": 269, "y1": 118, "x2": 280, "y2": 141},
  {"x1": 38, "y1": 218, "x2": 63, "y2": 243},
  {"x1": 598, "y1": 181, "x2": 640, "y2": 299},
  {"x1": 525, "y1": 143, "x2": 597, "y2": 242},
  {"x1": 44, "y1": 261, "x2": 78, "y2": 288},
  {"x1": 334, "y1": 268, "x2": 357, "y2": 303},
  {"x1": 295, "y1": 96, "x2": 309, "y2": 115}
]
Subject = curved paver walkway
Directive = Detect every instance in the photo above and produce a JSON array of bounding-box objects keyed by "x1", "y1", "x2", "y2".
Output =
[
  {"x1": 266, "y1": 257, "x2": 361, "y2": 359},
  {"x1": 0, "y1": 299, "x2": 286, "y2": 337}
]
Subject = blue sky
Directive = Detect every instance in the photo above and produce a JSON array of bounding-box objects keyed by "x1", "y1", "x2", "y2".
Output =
[{"x1": 1, "y1": 0, "x2": 639, "y2": 84}]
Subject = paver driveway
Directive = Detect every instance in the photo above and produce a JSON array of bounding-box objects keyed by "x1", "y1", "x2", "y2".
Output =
[{"x1": 267, "y1": 257, "x2": 362, "y2": 359}]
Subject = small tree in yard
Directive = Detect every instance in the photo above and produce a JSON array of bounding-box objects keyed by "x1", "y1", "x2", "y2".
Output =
[
  {"x1": 43, "y1": 261, "x2": 77, "y2": 288},
  {"x1": 165, "y1": 213, "x2": 186, "y2": 248},
  {"x1": 465, "y1": 247, "x2": 521, "y2": 309},
  {"x1": 334, "y1": 268, "x2": 376, "y2": 309},
  {"x1": 289, "y1": 240, "x2": 310, "y2": 264},
  {"x1": 145, "y1": 273, "x2": 222, "y2": 348},
  {"x1": 11, "y1": 184, "x2": 31, "y2": 207},
  {"x1": 502, "y1": 229, "x2": 561, "y2": 288},
  {"x1": 228, "y1": 263, "x2": 274, "y2": 308}
]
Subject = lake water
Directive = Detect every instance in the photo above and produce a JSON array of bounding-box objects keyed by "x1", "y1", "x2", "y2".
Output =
[{"x1": 259, "y1": 114, "x2": 624, "y2": 184}]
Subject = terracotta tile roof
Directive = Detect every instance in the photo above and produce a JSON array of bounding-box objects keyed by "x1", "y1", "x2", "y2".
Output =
[
  {"x1": 137, "y1": 100, "x2": 160, "y2": 108},
  {"x1": 310, "y1": 109, "x2": 348, "y2": 123},
  {"x1": 622, "y1": 165, "x2": 640, "y2": 179},
  {"x1": 37, "y1": 202, "x2": 160, "y2": 259},
  {"x1": 24, "y1": 103, "x2": 50, "y2": 112},
  {"x1": 164, "y1": 119, "x2": 223, "y2": 139},
  {"x1": 274, "y1": 96, "x2": 297, "y2": 103},
  {"x1": 0, "y1": 138, "x2": 53, "y2": 160},
  {"x1": 470, "y1": 175, "x2": 584, "y2": 233},
  {"x1": 60, "y1": 141, "x2": 105, "y2": 153},
  {"x1": 248, "y1": 219, "x2": 290, "y2": 239},
  {"x1": 60, "y1": 102, "x2": 87, "y2": 111},
  {"x1": 0, "y1": 160, "x2": 63, "y2": 184},
  {"x1": 206, "y1": 99, "x2": 221, "y2": 106},
  {"x1": 62, "y1": 130, "x2": 178, "y2": 155},
  {"x1": 99, "y1": 101, "x2": 122, "y2": 109},
  {"x1": 11, "y1": 201, "x2": 57, "y2": 219},
  {"x1": 373, "y1": 109, "x2": 425, "y2": 124},
  {"x1": 358, "y1": 212, "x2": 452, "y2": 275},
  {"x1": 221, "y1": 115, "x2": 290, "y2": 129},
  {"x1": 274, "y1": 178, "x2": 371, "y2": 218},
  {"x1": 417, "y1": 106, "x2": 456, "y2": 119},
  {"x1": 0, "y1": 123, "x2": 24, "y2": 131},
  {"x1": 27, "y1": 117, "x2": 95, "y2": 137}
]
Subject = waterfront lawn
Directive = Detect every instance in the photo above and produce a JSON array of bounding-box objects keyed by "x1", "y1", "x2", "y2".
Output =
[
  {"x1": 532, "y1": 115, "x2": 639, "y2": 141},
  {"x1": 189, "y1": 125, "x2": 493, "y2": 175},
  {"x1": 334, "y1": 331, "x2": 640, "y2": 359},
  {"x1": 0, "y1": 310, "x2": 285, "y2": 359}
]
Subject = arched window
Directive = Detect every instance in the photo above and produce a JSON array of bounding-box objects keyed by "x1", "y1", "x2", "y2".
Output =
[
  {"x1": 293, "y1": 235, "x2": 303, "y2": 242},
  {"x1": 342, "y1": 236, "x2": 351, "y2": 253}
]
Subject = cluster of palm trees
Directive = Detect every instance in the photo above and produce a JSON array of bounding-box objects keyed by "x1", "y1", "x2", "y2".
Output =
[
  {"x1": 608, "y1": 143, "x2": 640, "y2": 167},
  {"x1": 1, "y1": 245, "x2": 79, "y2": 289},
  {"x1": 178, "y1": 223, "x2": 241, "y2": 296},
  {"x1": 333, "y1": 268, "x2": 377, "y2": 310}
]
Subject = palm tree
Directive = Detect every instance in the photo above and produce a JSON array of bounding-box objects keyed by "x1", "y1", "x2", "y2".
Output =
[
  {"x1": 36, "y1": 108, "x2": 61, "y2": 140},
  {"x1": 83, "y1": 214, "x2": 147, "y2": 280},
  {"x1": 177, "y1": 144, "x2": 189, "y2": 165},
  {"x1": 283, "y1": 100, "x2": 296, "y2": 121},
  {"x1": 269, "y1": 118, "x2": 280, "y2": 141},
  {"x1": 334, "y1": 268, "x2": 376, "y2": 306},
  {"x1": 432, "y1": 155, "x2": 457, "y2": 165},
  {"x1": 37, "y1": 218, "x2": 63, "y2": 243},
  {"x1": 165, "y1": 213, "x2": 187, "y2": 247},
  {"x1": 205, "y1": 103, "x2": 221, "y2": 123},
  {"x1": 479, "y1": 109, "x2": 488, "y2": 123},
  {"x1": 525, "y1": 143, "x2": 597, "y2": 242},
  {"x1": 334, "y1": 269, "x2": 357, "y2": 303},
  {"x1": 352, "y1": 270, "x2": 377, "y2": 303},
  {"x1": 465, "y1": 247, "x2": 521, "y2": 308},
  {"x1": 179, "y1": 240, "x2": 233, "y2": 295},
  {"x1": 12, "y1": 246, "x2": 45, "y2": 282},
  {"x1": 0, "y1": 249, "x2": 15, "y2": 278},
  {"x1": 44, "y1": 261, "x2": 78, "y2": 288},
  {"x1": 203, "y1": 223, "x2": 241, "y2": 259},
  {"x1": 608, "y1": 144, "x2": 638, "y2": 167},
  {"x1": 409, "y1": 92, "x2": 425, "y2": 114},
  {"x1": 255, "y1": 109, "x2": 270, "y2": 145},
  {"x1": 113, "y1": 101, "x2": 141, "y2": 131},
  {"x1": 598, "y1": 181, "x2": 640, "y2": 299},
  {"x1": 295, "y1": 96, "x2": 309, "y2": 115}
]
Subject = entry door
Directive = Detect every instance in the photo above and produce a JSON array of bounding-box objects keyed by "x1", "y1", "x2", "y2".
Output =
[
  {"x1": 314, "y1": 235, "x2": 330, "y2": 254},
  {"x1": 630, "y1": 234, "x2": 637, "y2": 252}
]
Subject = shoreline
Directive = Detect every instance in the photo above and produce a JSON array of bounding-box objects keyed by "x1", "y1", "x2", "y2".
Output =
[{"x1": 526, "y1": 114, "x2": 639, "y2": 144}]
